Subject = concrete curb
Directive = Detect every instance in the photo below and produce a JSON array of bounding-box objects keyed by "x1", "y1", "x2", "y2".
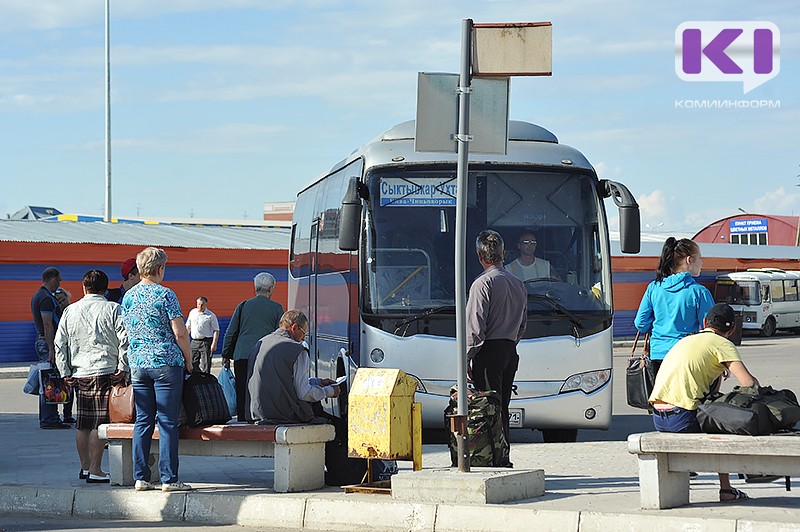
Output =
[
  {"x1": 0, "y1": 367, "x2": 29, "y2": 379},
  {"x1": 2, "y1": 485, "x2": 799, "y2": 532},
  {"x1": 184, "y1": 492, "x2": 307, "y2": 529},
  {"x1": 0, "y1": 486, "x2": 74, "y2": 516}
]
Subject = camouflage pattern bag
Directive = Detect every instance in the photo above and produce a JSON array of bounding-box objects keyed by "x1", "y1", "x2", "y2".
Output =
[{"x1": 444, "y1": 387, "x2": 510, "y2": 467}]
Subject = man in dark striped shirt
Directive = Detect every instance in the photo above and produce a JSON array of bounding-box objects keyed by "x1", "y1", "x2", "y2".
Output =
[{"x1": 466, "y1": 230, "x2": 528, "y2": 446}]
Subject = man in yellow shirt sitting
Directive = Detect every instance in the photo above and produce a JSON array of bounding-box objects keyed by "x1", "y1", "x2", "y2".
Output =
[{"x1": 649, "y1": 303, "x2": 759, "y2": 503}]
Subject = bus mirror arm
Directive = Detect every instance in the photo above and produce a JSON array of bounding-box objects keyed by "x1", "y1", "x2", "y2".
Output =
[
  {"x1": 600, "y1": 179, "x2": 641, "y2": 255},
  {"x1": 339, "y1": 177, "x2": 367, "y2": 251}
]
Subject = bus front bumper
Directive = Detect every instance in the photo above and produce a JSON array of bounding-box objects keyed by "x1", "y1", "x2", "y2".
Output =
[{"x1": 416, "y1": 380, "x2": 612, "y2": 431}]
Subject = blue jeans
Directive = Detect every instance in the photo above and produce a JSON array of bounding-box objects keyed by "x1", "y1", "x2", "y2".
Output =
[
  {"x1": 35, "y1": 337, "x2": 72, "y2": 425},
  {"x1": 652, "y1": 406, "x2": 701, "y2": 433},
  {"x1": 131, "y1": 366, "x2": 184, "y2": 484}
]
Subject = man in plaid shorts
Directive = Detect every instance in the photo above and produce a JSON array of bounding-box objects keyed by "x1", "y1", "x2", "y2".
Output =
[{"x1": 55, "y1": 270, "x2": 129, "y2": 483}]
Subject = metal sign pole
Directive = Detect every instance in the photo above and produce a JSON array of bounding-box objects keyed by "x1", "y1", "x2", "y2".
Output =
[{"x1": 454, "y1": 17, "x2": 473, "y2": 473}]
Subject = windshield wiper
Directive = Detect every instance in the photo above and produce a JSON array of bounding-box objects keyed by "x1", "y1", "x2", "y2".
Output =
[
  {"x1": 527, "y1": 293, "x2": 583, "y2": 331},
  {"x1": 394, "y1": 305, "x2": 456, "y2": 335}
]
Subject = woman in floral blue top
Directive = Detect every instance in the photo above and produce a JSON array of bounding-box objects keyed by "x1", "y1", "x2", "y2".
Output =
[{"x1": 121, "y1": 247, "x2": 193, "y2": 492}]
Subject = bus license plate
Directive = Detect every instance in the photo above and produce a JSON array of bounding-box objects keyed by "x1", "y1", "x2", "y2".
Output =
[{"x1": 508, "y1": 409, "x2": 523, "y2": 428}]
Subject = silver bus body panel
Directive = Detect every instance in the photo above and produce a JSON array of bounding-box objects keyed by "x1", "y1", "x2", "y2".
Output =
[{"x1": 360, "y1": 319, "x2": 613, "y2": 429}]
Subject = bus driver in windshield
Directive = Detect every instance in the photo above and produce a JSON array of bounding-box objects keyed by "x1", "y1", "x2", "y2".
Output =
[{"x1": 505, "y1": 231, "x2": 554, "y2": 282}]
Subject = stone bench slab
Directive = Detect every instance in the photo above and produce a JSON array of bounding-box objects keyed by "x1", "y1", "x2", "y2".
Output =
[
  {"x1": 98, "y1": 423, "x2": 335, "y2": 493},
  {"x1": 627, "y1": 432, "x2": 800, "y2": 509}
]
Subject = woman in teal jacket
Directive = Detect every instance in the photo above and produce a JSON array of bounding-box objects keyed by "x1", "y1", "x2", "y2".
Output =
[{"x1": 634, "y1": 237, "x2": 715, "y2": 375}]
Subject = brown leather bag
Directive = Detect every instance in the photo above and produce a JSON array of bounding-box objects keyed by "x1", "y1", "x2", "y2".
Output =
[{"x1": 108, "y1": 383, "x2": 135, "y2": 423}]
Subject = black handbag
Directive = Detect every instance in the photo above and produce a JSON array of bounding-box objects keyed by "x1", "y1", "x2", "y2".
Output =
[
  {"x1": 626, "y1": 331, "x2": 655, "y2": 409},
  {"x1": 182, "y1": 371, "x2": 231, "y2": 427}
]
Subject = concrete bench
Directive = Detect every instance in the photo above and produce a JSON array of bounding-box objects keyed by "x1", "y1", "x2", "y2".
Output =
[
  {"x1": 627, "y1": 432, "x2": 800, "y2": 509},
  {"x1": 98, "y1": 423, "x2": 335, "y2": 493}
]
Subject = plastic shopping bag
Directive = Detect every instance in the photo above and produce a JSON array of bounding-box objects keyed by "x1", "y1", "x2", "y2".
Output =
[
  {"x1": 218, "y1": 366, "x2": 237, "y2": 418},
  {"x1": 40, "y1": 367, "x2": 72, "y2": 404},
  {"x1": 23, "y1": 362, "x2": 51, "y2": 395}
]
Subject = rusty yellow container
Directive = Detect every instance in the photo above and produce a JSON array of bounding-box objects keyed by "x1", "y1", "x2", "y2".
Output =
[{"x1": 347, "y1": 368, "x2": 417, "y2": 460}]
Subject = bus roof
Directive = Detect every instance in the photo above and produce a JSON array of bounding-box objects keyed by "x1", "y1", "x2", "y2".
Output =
[
  {"x1": 716, "y1": 270, "x2": 800, "y2": 282},
  {"x1": 298, "y1": 120, "x2": 595, "y2": 196}
]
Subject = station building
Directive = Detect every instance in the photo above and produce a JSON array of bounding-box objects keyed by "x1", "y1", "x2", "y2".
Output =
[{"x1": 693, "y1": 214, "x2": 800, "y2": 246}]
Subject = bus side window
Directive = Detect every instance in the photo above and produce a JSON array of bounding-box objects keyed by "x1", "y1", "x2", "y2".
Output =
[
  {"x1": 770, "y1": 280, "x2": 784, "y2": 302},
  {"x1": 762, "y1": 285, "x2": 770, "y2": 303},
  {"x1": 784, "y1": 280, "x2": 798, "y2": 302}
]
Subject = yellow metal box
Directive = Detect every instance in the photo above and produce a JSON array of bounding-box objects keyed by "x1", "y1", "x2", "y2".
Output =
[{"x1": 347, "y1": 368, "x2": 417, "y2": 460}]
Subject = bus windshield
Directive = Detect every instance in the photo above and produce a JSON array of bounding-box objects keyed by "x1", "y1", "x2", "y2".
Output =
[
  {"x1": 714, "y1": 280, "x2": 760, "y2": 306},
  {"x1": 361, "y1": 166, "x2": 611, "y2": 323}
]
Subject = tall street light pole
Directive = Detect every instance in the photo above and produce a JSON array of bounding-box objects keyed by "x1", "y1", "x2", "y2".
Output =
[{"x1": 104, "y1": 0, "x2": 112, "y2": 222}]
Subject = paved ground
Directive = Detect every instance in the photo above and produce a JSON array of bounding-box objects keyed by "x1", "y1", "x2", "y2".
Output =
[{"x1": 1, "y1": 336, "x2": 799, "y2": 530}]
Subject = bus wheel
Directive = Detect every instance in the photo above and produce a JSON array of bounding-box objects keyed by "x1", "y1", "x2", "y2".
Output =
[
  {"x1": 540, "y1": 428, "x2": 578, "y2": 443},
  {"x1": 761, "y1": 317, "x2": 776, "y2": 337}
]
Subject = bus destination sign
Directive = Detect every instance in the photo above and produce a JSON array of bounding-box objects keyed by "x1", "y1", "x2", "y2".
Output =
[{"x1": 380, "y1": 178, "x2": 457, "y2": 207}]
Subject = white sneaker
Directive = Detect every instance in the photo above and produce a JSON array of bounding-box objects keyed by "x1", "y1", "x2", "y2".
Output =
[
  {"x1": 161, "y1": 480, "x2": 192, "y2": 492},
  {"x1": 134, "y1": 480, "x2": 155, "y2": 491}
]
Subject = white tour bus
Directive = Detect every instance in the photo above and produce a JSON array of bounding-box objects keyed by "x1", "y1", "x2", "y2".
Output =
[
  {"x1": 713, "y1": 268, "x2": 800, "y2": 336},
  {"x1": 288, "y1": 120, "x2": 640, "y2": 442}
]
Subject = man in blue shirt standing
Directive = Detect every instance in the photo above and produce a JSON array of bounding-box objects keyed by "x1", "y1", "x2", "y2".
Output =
[{"x1": 31, "y1": 267, "x2": 73, "y2": 429}]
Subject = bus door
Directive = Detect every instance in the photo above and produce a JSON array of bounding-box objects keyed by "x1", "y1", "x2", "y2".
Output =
[
  {"x1": 307, "y1": 220, "x2": 320, "y2": 378},
  {"x1": 310, "y1": 215, "x2": 350, "y2": 417}
]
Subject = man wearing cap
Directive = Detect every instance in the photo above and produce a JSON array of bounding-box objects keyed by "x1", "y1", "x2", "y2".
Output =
[
  {"x1": 106, "y1": 258, "x2": 140, "y2": 304},
  {"x1": 185, "y1": 296, "x2": 220, "y2": 374},
  {"x1": 649, "y1": 302, "x2": 760, "y2": 502}
]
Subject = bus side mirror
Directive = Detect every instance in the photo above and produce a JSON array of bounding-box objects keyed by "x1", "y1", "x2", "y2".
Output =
[
  {"x1": 618, "y1": 205, "x2": 640, "y2": 254},
  {"x1": 338, "y1": 177, "x2": 363, "y2": 251},
  {"x1": 600, "y1": 179, "x2": 640, "y2": 254}
]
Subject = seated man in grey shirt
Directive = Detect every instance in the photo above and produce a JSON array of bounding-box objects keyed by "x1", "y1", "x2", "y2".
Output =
[{"x1": 247, "y1": 309, "x2": 340, "y2": 425}]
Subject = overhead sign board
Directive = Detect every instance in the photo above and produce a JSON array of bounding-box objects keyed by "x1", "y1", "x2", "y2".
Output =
[
  {"x1": 415, "y1": 73, "x2": 509, "y2": 154},
  {"x1": 472, "y1": 22, "x2": 553, "y2": 76}
]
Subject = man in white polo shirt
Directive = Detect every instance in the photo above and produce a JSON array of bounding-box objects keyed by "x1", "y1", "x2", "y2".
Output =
[{"x1": 185, "y1": 296, "x2": 220, "y2": 374}]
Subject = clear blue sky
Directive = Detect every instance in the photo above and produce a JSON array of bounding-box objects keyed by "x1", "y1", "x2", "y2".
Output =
[{"x1": 1, "y1": 1, "x2": 797, "y2": 233}]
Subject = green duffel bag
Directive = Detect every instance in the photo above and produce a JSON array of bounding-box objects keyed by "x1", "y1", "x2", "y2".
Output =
[
  {"x1": 698, "y1": 385, "x2": 800, "y2": 436},
  {"x1": 444, "y1": 387, "x2": 510, "y2": 467},
  {"x1": 756, "y1": 385, "x2": 800, "y2": 430}
]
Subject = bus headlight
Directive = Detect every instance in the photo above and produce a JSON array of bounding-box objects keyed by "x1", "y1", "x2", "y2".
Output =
[
  {"x1": 560, "y1": 370, "x2": 611, "y2": 394},
  {"x1": 743, "y1": 312, "x2": 757, "y2": 323}
]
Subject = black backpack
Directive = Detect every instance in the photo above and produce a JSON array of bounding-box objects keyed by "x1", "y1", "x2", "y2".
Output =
[{"x1": 182, "y1": 372, "x2": 231, "y2": 427}]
